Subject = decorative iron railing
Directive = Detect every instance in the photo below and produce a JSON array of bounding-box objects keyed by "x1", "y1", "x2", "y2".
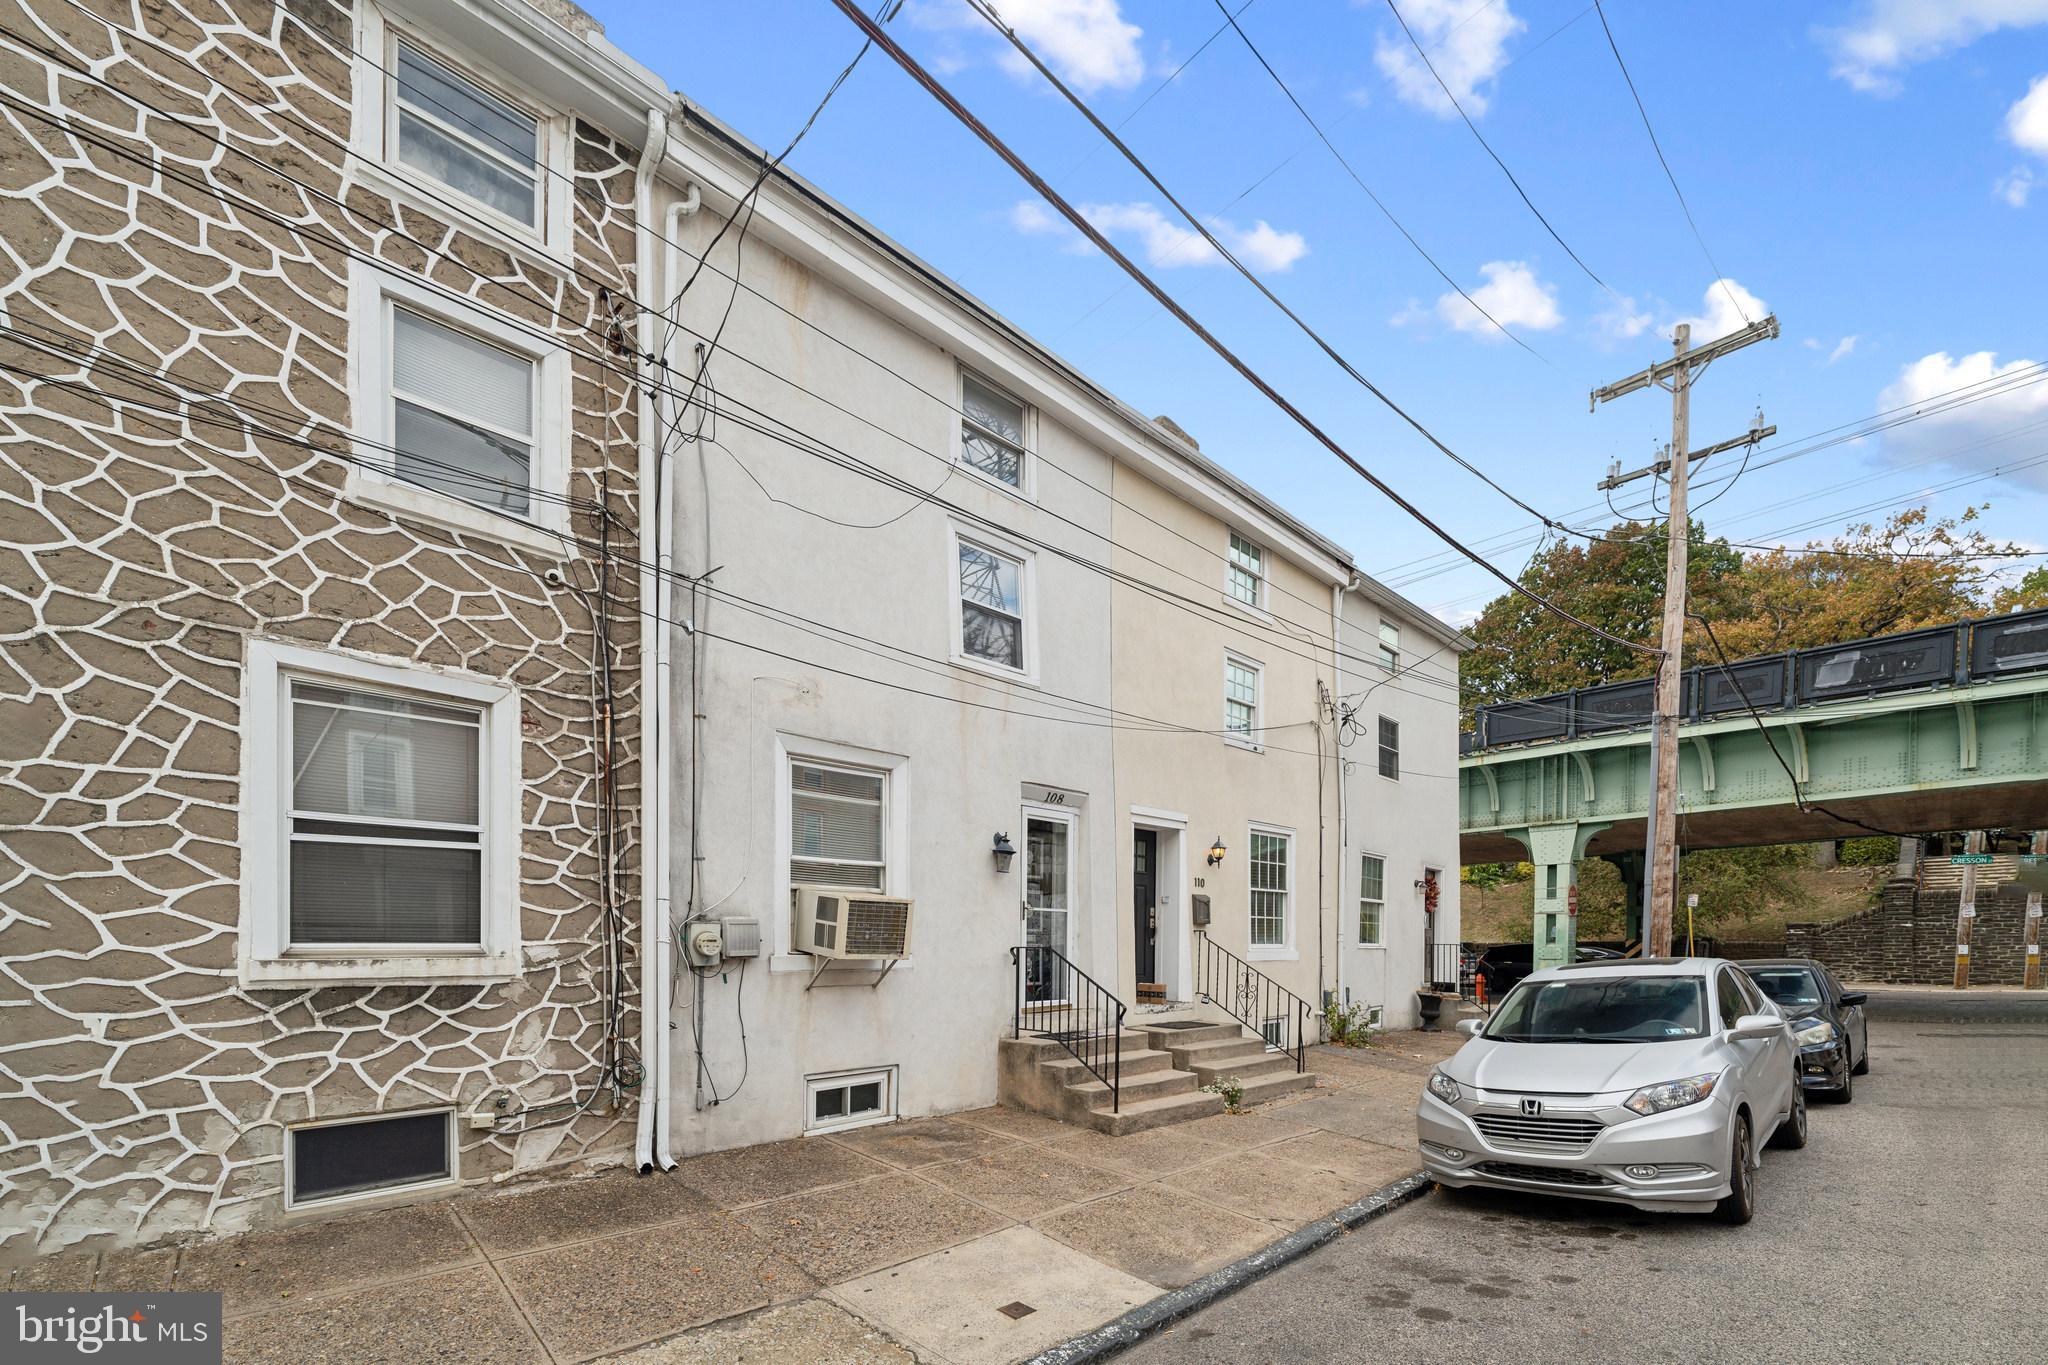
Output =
[
  {"x1": 1426, "y1": 941, "x2": 1469, "y2": 994},
  {"x1": 1010, "y1": 945, "x2": 1126, "y2": 1113},
  {"x1": 1192, "y1": 930, "x2": 1312, "y2": 1072}
]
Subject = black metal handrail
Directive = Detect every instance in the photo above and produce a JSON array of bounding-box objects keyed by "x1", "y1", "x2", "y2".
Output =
[
  {"x1": 1426, "y1": 941, "x2": 1469, "y2": 994},
  {"x1": 1192, "y1": 930, "x2": 1313, "y2": 1072},
  {"x1": 1010, "y1": 945, "x2": 1126, "y2": 1113}
]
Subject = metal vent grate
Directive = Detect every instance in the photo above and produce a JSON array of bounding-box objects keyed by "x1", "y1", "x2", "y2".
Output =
[
  {"x1": 844, "y1": 897, "x2": 909, "y2": 955},
  {"x1": 291, "y1": 1110, "x2": 450, "y2": 1205}
]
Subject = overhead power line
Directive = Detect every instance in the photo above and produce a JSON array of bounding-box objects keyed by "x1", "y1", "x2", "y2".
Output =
[
  {"x1": 1589, "y1": 0, "x2": 1751, "y2": 324},
  {"x1": 1188, "y1": 0, "x2": 1540, "y2": 356},
  {"x1": 833, "y1": 0, "x2": 1651, "y2": 657},
  {"x1": 1375, "y1": 0, "x2": 1615, "y2": 295}
]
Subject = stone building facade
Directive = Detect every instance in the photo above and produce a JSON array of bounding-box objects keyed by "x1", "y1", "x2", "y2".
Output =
[{"x1": 0, "y1": 0, "x2": 664, "y2": 1256}]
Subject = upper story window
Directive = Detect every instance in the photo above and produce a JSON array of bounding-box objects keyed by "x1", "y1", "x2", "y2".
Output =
[
  {"x1": 960, "y1": 372, "x2": 1030, "y2": 491},
  {"x1": 349, "y1": 262, "x2": 570, "y2": 550},
  {"x1": 391, "y1": 305, "x2": 535, "y2": 516},
  {"x1": 393, "y1": 39, "x2": 542, "y2": 229},
  {"x1": 1226, "y1": 533, "x2": 1265, "y2": 608},
  {"x1": 1225, "y1": 654, "x2": 1261, "y2": 746},
  {"x1": 953, "y1": 530, "x2": 1031, "y2": 676},
  {"x1": 790, "y1": 759, "x2": 887, "y2": 891},
  {"x1": 1377, "y1": 621, "x2": 1401, "y2": 671},
  {"x1": 239, "y1": 640, "x2": 521, "y2": 986},
  {"x1": 1378, "y1": 715, "x2": 1400, "y2": 779}
]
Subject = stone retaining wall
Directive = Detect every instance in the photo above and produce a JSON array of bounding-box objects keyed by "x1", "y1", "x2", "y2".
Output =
[{"x1": 1787, "y1": 878, "x2": 2035, "y2": 984}]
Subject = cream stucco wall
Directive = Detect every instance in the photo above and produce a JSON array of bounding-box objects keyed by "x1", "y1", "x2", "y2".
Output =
[{"x1": 1106, "y1": 458, "x2": 1346, "y2": 1022}]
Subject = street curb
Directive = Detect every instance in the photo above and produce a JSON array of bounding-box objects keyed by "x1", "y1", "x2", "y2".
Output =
[{"x1": 1022, "y1": 1170, "x2": 1434, "y2": 1365}]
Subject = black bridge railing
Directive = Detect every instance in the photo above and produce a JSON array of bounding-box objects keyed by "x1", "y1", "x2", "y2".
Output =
[
  {"x1": 1011, "y1": 946, "x2": 1126, "y2": 1113},
  {"x1": 1192, "y1": 930, "x2": 1312, "y2": 1073}
]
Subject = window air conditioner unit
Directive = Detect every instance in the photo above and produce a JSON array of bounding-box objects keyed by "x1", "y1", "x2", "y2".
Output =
[{"x1": 792, "y1": 885, "x2": 914, "y2": 960}]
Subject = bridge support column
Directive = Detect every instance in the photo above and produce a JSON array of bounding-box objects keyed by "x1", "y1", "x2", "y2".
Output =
[
  {"x1": 1513, "y1": 823, "x2": 1611, "y2": 973},
  {"x1": 1601, "y1": 849, "x2": 1647, "y2": 947}
]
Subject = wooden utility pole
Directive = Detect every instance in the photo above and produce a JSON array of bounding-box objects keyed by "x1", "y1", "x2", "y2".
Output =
[
  {"x1": 2024, "y1": 830, "x2": 2045, "y2": 990},
  {"x1": 1953, "y1": 830, "x2": 1984, "y2": 990},
  {"x1": 1592, "y1": 315, "x2": 1779, "y2": 956}
]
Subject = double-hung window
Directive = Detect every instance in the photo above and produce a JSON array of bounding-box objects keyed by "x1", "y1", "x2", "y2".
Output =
[
  {"x1": 288, "y1": 681, "x2": 482, "y2": 946},
  {"x1": 1377, "y1": 621, "x2": 1401, "y2": 671},
  {"x1": 1226, "y1": 533, "x2": 1265, "y2": 608},
  {"x1": 789, "y1": 760, "x2": 887, "y2": 891},
  {"x1": 391, "y1": 37, "x2": 543, "y2": 231},
  {"x1": 390, "y1": 305, "x2": 537, "y2": 517},
  {"x1": 1249, "y1": 827, "x2": 1291, "y2": 950},
  {"x1": 1358, "y1": 853, "x2": 1385, "y2": 945},
  {"x1": 1378, "y1": 716, "x2": 1400, "y2": 779},
  {"x1": 1225, "y1": 655, "x2": 1261, "y2": 745},
  {"x1": 241, "y1": 640, "x2": 519, "y2": 986},
  {"x1": 955, "y1": 533, "x2": 1029, "y2": 674},
  {"x1": 960, "y1": 372, "x2": 1030, "y2": 491}
]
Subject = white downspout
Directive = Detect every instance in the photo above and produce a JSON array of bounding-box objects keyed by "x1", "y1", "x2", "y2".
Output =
[
  {"x1": 633, "y1": 104, "x2": 671, "y2": 1175},
  {"x1": 1332, "y1": 578, "x2": 1349, "y2": 1015},
  {"x1": 652, "y1": 187, "x2": 699, "y2": 1170}
]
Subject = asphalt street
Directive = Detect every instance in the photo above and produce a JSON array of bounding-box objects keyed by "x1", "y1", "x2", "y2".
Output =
[{"x1": 1123, "y1": 987, "x2": 2048, "y2": 1365}]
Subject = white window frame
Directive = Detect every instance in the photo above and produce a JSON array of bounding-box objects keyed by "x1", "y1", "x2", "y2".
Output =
[
  {"x1": 771, "y1": 734, "x2": 910, "y2": 972},
  {"x1": 947, "y1": 521, "x2": 1039, "y2": 684},
  {"x1": 1357, "y1": 851, "x2": 1386, "y2": 947},
  {"x1": 1377, "y1": 620, "x2": 1402, "y2": 672},
  {"x1": 238, "y1": 639, "x2": 522, "y2": 987},
  {"x1": 955, "y1": 367, "x2": 1036, "y2": 499},
  {"x1": 346, "y1": 260, "x2": 571, "y2": 553},
  {"x1": 1377, "y1": 714, "x2": 1400, "y2": 781},
  {"x1": 804, "y1": 1066, "x2": 898, "y2": 1135},
  {"x1": 1246, "y1": 821, "x2": 1297, "y2": 961},
  {"x1": 349, "y1": 4, "x2": 574, "y2": 258},
  {"x1": 283, "y1": 1107, "x2": 458, "y2": 1212},
  {"x1": 1223, "y1": 650, "x2": 1263, "y2": 751},
  {"x1": 1225, "y1": 531, "x2": 1267, "y2": 612}
]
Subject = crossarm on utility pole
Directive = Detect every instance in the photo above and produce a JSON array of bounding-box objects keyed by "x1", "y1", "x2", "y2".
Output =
[
  {"x1": 1598, "y1": 425, "x2": 1776, "y2": 491},
  {"x1": 1589, "y1": 316, "x2": 1780, "y2": 410}
]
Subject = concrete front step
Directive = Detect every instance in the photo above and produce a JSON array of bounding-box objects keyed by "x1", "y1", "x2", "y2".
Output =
[
  {"x1": 1235, "y1": 1069, "x2": 1318, "y2": 1104},
  {"x1": 1137, "y1": 1022, "x2": 1244, "y2": 1048},
  {"x1": 1088, "y1": 1087, "x2": 1227, "y2": 1135},
  {"x1": 1042, "y1": 1048, "x2": 1176, "y2": 1083},
  {"x1": 1067, "y1": 1066, "x2": 1201, "y2": 1106},
  {"x1": 1168, "y1": 1036, "x2": 1272, "y2": 1068},
  {"x1": 1189, "y1": 1049, "x2": 1298, "y2": 1086}
]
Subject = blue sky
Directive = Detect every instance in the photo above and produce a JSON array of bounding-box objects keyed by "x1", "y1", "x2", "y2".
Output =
[{"x1": 592, "y1": 0, "x2": 2048, "y2": 625}]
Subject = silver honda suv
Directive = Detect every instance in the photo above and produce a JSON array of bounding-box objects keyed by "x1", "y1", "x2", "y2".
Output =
[{"x1": 1415, "y1": 957, "x2": 1804, "y2": 1224}]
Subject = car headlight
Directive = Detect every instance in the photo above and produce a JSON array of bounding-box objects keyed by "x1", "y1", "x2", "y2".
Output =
[
  {"x1": 1623, "y1": 1072, "x2": 1720, "y2": 1116},
  {"x1": 1427, "y1": 1070, "x2": 1463, "y2": 1105},
  {"x1": 1793, "y1": 1019, "x2": 1837, "y2": 1047}
]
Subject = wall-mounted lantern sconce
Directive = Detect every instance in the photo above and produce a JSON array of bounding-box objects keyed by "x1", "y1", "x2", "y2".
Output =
[
  {"x1": 1206, "y1": 836, "x2": 1227, "y2": 867},
  {"x1": 992, "y1": 832, "x2": 1017, "y2": 874}
]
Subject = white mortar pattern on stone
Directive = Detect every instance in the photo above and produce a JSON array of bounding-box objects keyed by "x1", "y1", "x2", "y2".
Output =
[{"x1": 0, "y1": 0, "x2": 646, "y2": 1257}]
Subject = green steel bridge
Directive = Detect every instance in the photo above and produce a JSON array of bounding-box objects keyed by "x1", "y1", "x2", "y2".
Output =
[{"x1": 1459, "y1": 611, "x2": 2048, "y2": 965}]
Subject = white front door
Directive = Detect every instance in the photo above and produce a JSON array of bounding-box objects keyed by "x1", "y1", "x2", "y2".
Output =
[{"x1": 1022, "y1": 811, "x2": 1074, "y2": 1004}]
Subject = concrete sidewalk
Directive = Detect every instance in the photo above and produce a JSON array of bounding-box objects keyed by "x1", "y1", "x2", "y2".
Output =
[{"x1": 6, "y1": 1032, "x2": 1459, "y2": 1365}]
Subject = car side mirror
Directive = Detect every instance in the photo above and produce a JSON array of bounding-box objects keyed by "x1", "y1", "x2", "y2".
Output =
[
  {"x1": 1456, "y1": 1019, "x2": 1484, "y2": 1038},
  {"x1": 1727, "y1": 1013, "x2": 1782, "y2": 1041},
  {"x1": 1839, "y1": 992, "x2": 1868, "y2": 1007}
]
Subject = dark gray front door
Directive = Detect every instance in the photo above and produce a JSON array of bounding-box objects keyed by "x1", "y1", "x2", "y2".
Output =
[{"x1": 1134, "y1": 830, "x2": 1157, "y2": 982}]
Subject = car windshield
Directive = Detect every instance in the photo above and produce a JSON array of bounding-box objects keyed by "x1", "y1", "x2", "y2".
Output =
[
  {"x1": 1747, "y1": 968, "x2": 1823, "y2": 1008},
  {"x1": 1485, "y1": 975, "x2": 1707, "y2": 1043}
]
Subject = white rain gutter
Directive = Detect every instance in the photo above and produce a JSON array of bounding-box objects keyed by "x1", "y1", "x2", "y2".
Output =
[
  {"x1": 1332, "y1": 579, "x2": 1349, "y2": 1015},
  {"x1": 634, "y1": 104, "x2": 673, "y2": 1174}
]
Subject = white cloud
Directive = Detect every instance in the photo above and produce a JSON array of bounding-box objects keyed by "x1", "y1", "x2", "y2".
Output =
[
  {"x1": 912, "y1": 0, "x2": 1145, "y2": 92},
  {"x1": 1674, "y1": 278, "x2": 1769, "y2": 343},
  {"x1": 1373, "y1": 0, "x2": 1525, "y2": 118},
  {"x1": 1595, "y1": 295, "x2": 1656, "y2": 342},
  {"x1": 1823, "y1": 1, "x2": 2048, "y2": 94},
  {"x1": 1874, "y1": 350, "x2": 2048, "y2": 489},
  {"x1": 1011, "y1": 199, "x2": 1308, "y2": 271},
  {"x1": 1434, "y1": 260, "x2": 1561, "y2": 338},
  {"x1": 1829, "y1": 335, "x2": 1860, "y2": 364},
  {"x1": 1998, "y1": 165, "x2": 2038, "y2": 206},
  {"x1": 2008, "y1": 74, "x2": 2048, "y2": 154}
]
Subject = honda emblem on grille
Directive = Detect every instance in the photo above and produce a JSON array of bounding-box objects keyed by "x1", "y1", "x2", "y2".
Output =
[{"x1": 1520, "y1": 1098, "x2": 1543, "y2": 1117}]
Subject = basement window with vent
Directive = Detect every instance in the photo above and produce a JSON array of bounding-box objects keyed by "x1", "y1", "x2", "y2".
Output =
[
  {"x1": 806, "y1": 1068, "x2": 896, "y2": 1134},
  {"x1": 288, "y1": 1110, "x2": 455, "y2": 1207}
]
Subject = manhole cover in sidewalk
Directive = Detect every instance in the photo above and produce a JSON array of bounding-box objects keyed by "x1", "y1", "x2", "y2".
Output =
[{"x1": 997, "y1": 1302, "x2": 1036, "y2": 1320}]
